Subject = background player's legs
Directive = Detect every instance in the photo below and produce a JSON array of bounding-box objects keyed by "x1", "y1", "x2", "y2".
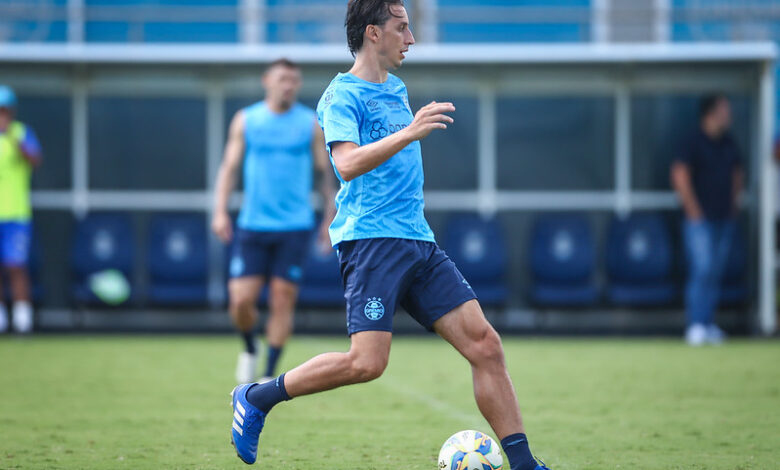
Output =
[
  {"x1": 283, "y1": 330, "x2": 391, "y2": 397},
  {"x1": 229, "y1": 276, "x2": 264, "y2": 382},
  {"x1": 434, "y1": 299, "x2": 540, "y2": 470},
  {"x1": 263, "y1": 277, "x2": 299, "y2": 378},
  {"x1": 7, "y1": 266, "x2": 32, "y2": 333},
  {"x1": 0, "y1": 270, "x2": 6, "y2": 333}
]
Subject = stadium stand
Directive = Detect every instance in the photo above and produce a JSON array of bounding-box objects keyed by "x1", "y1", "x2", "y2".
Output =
[
  {"x1": 605, "y1": 213, "x2": 676, "y2": 307},
  {"x1": 71, "y1": 212, "x2": 135, "y2": 307},
  {"x1": 147, "y1": 212, "x2": 209, "y2": 306},
  {"x1": 443, "y1": 213, "x2": 509, "y2": 307},
  {"x1": 528, "y1": 213, "x2": 598, "y2": 307}
]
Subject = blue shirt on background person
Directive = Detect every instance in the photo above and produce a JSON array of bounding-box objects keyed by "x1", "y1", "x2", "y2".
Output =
[{"x1": 238, "y1": 101, "x2": 317, "y2": 232}]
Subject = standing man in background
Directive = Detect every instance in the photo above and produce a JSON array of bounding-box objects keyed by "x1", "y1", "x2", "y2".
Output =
[
  {"x1": 671, "y1": 93, "x2": 743, "y2": 346},
  {"x1": 0, "y1": 85, "x2": 42, "y2": 334},
  {"x1": 212, "y1": 59, "x2": 335, "y2": 383}
]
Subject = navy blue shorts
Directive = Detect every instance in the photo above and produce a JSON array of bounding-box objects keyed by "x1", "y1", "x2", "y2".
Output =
[
  {"x1": 337, "y1": 238, "x2": 477, "y2": 335},
  {"x1": 229, "y1": 229, "x2": 310, "y2": 283}
]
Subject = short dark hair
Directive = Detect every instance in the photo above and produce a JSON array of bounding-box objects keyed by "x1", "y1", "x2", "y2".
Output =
[
  {"x1": 699, "y1": 93, "x2": 727, "y2": 120},
  {"x1": 345, "y1": 0, "x2": 404, "y2": 56},
  {"x1": 265, "y1": 58, "x2": 299, "y2": 74}
]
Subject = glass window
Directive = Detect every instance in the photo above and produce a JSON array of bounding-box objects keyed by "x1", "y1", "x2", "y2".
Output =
[
  {"x1": 631, "y1": 94, "x2": 751, "y2": 190},
  {"x1": 88, "y1": 97, "x2": 206, "y2": 190},
  {"x1": 16, "y1": 96, "x2": 72, "y2": 190},
  {"x1": 496, "y1": 97, "x2": 615, "y2": 190},
  {"x1": 410, "y1": 96, "x2": 478, "y2": 190}
]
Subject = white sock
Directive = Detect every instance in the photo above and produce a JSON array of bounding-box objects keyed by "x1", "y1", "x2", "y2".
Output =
[
  {"x1": 0, "y1": 303, "x2": 7, "y2": 332},
  {"x1": 12, "y1": 300, "x2": 33, "y2": 333}
]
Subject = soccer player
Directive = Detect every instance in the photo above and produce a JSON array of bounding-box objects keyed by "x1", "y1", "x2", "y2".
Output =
[
  {"x1": 0, "y1": 85, "x2": 42, "y2": 334},
  {"x1": 228, "y1": 2, "x2": 550, "y2": 469},
  {"x1": 212, "y1": 59, "x2": 335, "y2": 383}
]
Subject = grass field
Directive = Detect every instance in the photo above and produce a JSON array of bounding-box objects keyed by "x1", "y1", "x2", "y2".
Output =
[{"x1": 1, "y1": 335, "x2": 778, "y2": 469}]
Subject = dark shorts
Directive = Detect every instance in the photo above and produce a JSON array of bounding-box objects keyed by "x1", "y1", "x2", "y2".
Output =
[
  {"x1": 337, "y1": 238, "x2": 477, "y2": 335},
  {"x1": 229, "y1": 229, "x2": 310, "y2": 283},
  {"x1": 0, "y1": 221, "x2": 31, "y2": 267}
]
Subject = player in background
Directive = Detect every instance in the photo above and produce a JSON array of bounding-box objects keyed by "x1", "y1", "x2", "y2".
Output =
[
  {"x1": 212, "y1": 59, "x2": 335, "y2": 383},
  {"x1": 228, "y1": 3, "x2": 550, "y2": 469},
  {"x1": 0, "y1": 85, "x2": 42, "y2": 334}
]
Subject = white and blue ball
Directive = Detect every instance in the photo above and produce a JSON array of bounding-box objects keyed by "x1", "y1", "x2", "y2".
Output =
[{"x1": 437, "y1": 430, "x2": 503, "y2": 470}]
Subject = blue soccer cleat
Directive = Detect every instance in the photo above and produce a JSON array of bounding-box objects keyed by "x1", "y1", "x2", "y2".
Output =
[
  {"x1": 230, "y1": 383, "x2": 267, "y2": 464},
  {"x1": 534, "y1": 458, "x2": 552, "y2": 469}
]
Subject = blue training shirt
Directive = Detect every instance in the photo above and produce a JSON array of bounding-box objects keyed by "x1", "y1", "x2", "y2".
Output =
[
  {"x1": 316, "y1": 72, "x2": 435, "y2": 247},
  {"x1": 238, "y1": 101, "x2": 316, "y2": 231}
]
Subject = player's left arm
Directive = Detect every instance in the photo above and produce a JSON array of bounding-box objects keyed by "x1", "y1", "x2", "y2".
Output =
[
  {"x1": 312, "y1": 119, "x2": 336, "y2": 251},
  {"x1": 18, "y1": 126, "x2": 42, "y2": 168}
]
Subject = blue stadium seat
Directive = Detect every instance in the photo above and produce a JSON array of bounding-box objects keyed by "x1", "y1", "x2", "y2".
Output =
[
  {"x1": 529, "y1": 213, "x2": 598, "y2": 306},
  {"x1": 298, "y1": 233, "x2": 344, "y2": 308},
  {"x1": 720, "y1": 224, "x2": 747, "y2": 305},
  {"x1": 147, "y1": 213, "x2": 208, "y2": 306},
  {"x1": 606, "y1": 213, "x2": 676, "y2": 306},
  {"x1": 71, "y1": 212, "x2": 135, "y2": 306},
  {"x1": 443, "y1": 213, "x2": 508, "y2": 306}
]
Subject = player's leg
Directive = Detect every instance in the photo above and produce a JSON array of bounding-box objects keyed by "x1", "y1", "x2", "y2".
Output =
[
  {"x1": 228, "y1": 275, "x2": 264, "y2": 382},
  {"x1": 261, "y1": 230, "x2": 307, "y2": 380},
  {"x1": 434, "y1": 301, "x2": 545, "y2": 470},
  {"x1": 229, "y1": 238, "x2": 412, "y2": 464},
  {"x1": 284, "y1": 330, "x2": 391, "y2": 396},
  {"x1": 403, "y1": 242, "x2": 546, "y2": 470},
  {"x1": 3, "y1": 222, "x2": 32, "y2": 333},
  {"x1": 230, "y1": 330, "x2": 391, "y2": 463},
  {"x1": 434, "y1": 300, "x2": 522, "y2": 435},
  {"x1": 263, "y1": 277, "x2": 298, "y2": 379}
]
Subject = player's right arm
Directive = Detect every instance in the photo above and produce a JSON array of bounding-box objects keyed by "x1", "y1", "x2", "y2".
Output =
[
  {"x1": 670, "y1": 162, "x2": 703, "y2": 221},
  {"x1": 212, "y1": 111, "x2": 246, "y2": 243},
  {"x1": 331, "y1": 101, "x2": 454, "y2": 182}
]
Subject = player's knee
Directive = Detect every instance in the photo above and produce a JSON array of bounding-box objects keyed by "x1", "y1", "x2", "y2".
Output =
[
  {"x1": 348, "y1": 352, "x2": 387, "y2": 383},
  {"x1": 229, "y1": 289, "x2": 256, "y2": 312},
  {"x1": 269, "y1": 284, "x2": 296, "y2": 313},
  {"x1": 471, "y1": 326, "x2": 505, "y2": 367}
]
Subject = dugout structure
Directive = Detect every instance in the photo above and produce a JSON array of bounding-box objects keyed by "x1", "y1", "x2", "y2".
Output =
[{"x1": 0, "y1": 42, "x2": 775, "y2": 335}]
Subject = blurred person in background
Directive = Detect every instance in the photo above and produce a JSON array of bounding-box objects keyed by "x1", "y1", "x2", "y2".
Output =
[
  {"x1": 671, "y1": 93, "x2": 743, "y2": 346},
  {"x1": 0, "y1": 85, "x2": 41, "y2": 334},
  {"x1": 212, "y1": 59, "x2": 335, "y2": 383}
]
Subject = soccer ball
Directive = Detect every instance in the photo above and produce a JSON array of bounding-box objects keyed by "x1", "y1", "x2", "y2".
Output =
[{"x1": 437, "y1": 430, "x2": 503, "y2": 469}]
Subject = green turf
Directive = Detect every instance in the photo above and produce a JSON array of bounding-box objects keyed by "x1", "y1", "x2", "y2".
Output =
[{"x1": 1, "y1": 335, "x2": 778, "y2": 469}]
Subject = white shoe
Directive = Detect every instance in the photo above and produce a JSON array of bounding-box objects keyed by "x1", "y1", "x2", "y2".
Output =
[
  {"x1": 257, "y1": 376, "x2": 274, "y2": 384},
  {"x1": 685, "y1": 323, "x2": 707, "y2": 346},
  {"x1": 12, "y1": 302, "x2": 33, "y2": 334},
  {"x1": 706, "y1": 324, "x2": 727, "y2": 345},
  {"x1": 235, "y1": 352, "x2": 258, "y2": 384}
]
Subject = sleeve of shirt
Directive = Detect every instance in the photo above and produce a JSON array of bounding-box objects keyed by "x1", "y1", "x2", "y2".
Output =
[{"x1": 320, "y1": 88, "x2": 361, "y2": 149}]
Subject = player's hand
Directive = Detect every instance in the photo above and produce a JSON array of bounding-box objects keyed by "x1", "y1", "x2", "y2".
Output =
[
  {"x1": 404, "y1": 101, "x2": 455, "y2": 141},
  {"x1": 316, "y1": 222, "x2": 332, "y2": 255},
  {"x1": 211, "y1": 211, "x2": 233, "y2": 243}
]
